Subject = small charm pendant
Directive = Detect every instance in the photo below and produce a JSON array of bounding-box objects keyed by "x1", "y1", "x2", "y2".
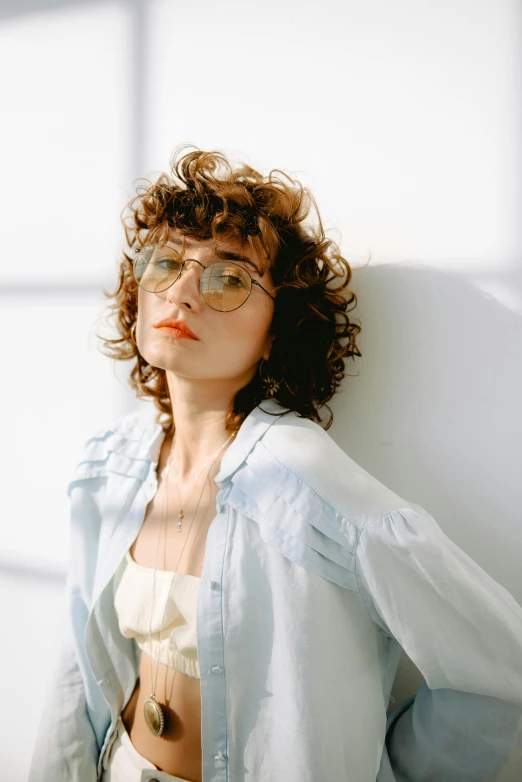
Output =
[
  {"x1": 178, "y1": 508, "x2": 184, "y2": 533},
  {"x1": 144, "y1": 696, "x2": 164, "y2": 736}
]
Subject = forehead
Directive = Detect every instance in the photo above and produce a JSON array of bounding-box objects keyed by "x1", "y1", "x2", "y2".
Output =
[
  {"x1": 167, "y1": 231, "x2": 249, "y2": 252},
  {"x1": 165, "y1": 230, "x2": 271, "y2": 273}
]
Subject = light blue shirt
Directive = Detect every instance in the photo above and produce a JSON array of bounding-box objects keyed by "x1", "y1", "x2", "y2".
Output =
[{"x1": 28, "y1": 397, "x2": 522, "y2": 781}]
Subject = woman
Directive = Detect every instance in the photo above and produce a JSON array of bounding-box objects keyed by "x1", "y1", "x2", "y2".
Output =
[{"x1": 28, "y1": 145, "x2": 522, "y2": 782}]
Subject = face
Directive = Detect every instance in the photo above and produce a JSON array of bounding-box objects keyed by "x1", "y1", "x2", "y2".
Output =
[{"x1": 135, "y1": 231, "x2": 277, "y2": 396}]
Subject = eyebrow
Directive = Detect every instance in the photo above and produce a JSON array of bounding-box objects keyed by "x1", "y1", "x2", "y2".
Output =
[{"x1": 167, "y1": 237, "x2": 261, "y2": 274}]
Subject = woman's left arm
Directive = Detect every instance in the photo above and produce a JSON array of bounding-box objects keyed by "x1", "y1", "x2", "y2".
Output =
[{"x1": 355, "y1": 506, "x2": 522, "y2": 781}]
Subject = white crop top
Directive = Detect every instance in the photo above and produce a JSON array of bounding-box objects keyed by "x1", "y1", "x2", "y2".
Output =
[{"x1": 112, "y1": 549, "x2": 201, "y2": 679}]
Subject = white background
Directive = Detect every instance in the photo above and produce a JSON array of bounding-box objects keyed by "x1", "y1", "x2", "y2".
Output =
[{"x1": 0, "y1": 0, "x2": 520, "y2": 779}]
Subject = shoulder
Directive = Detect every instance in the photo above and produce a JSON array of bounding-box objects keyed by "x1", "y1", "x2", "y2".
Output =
[
  {"x1": 89, "y1": 404, "x2": 158, "y2": 442},
  {"x1": 226, "y1": 409, "x2": 421, "y2": 589},
  {"x1": 67, "y1": 404, "x2": 162, "y2": 490},
  {"x1": 251, "y1": 410, "x2": 412, "y2": 532}
]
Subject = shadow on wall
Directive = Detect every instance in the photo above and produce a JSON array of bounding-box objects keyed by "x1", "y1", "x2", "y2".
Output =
[{"x1": 330, "y1": 260, "x2": 522, "y2": 717}]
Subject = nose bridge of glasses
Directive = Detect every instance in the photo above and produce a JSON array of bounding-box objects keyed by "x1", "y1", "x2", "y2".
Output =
[
  {"x1": 179, "y1": 257, "x2": 205, "y2": 277},
  {"x1": 173, "y1": 257, "x2": 215, "y2": 289},
  {"x1": 175, "y1": 257, "x2": 228, "y2": 293},
  {"x1": 178, "y1": 257, "x2": 248, "y2": 280}
]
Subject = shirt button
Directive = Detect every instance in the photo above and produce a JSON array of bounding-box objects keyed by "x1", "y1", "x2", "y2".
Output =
[
  {"x1": 215, "y1": 751, "x2": 227, "y2": 763},
  {"x1": 211, "y1": 666, "x2": 223, "y2": 674}
]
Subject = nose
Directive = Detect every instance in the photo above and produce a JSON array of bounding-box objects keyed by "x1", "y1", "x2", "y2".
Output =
[{"x1": 165, "y1": 258, "x2": 204, "y2": 304}]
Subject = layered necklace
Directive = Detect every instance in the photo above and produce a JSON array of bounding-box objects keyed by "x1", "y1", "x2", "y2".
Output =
[{"x1": 143, "y1": 429, "x2": 237, "y2": 736}]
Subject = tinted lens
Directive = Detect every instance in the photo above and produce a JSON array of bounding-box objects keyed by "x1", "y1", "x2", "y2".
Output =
[
  {"x1": 133, "y1": 245, "x2": 252, "y2": 311},
  {"x1": 200, "y1": 263, "x2": 251, "y2": 311},
  {"x1": 133, "y1": 245, "x2": 182, "y2": 292}
]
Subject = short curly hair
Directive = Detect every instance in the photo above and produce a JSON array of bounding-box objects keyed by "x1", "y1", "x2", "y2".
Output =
[{"x1": 97, "y1": 143, "x2": 362, "y2": 435}]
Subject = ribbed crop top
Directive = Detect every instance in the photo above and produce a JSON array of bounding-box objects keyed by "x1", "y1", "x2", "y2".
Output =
[{"x1": 112, "y1": 549, "x2": 201, "y2": 679}]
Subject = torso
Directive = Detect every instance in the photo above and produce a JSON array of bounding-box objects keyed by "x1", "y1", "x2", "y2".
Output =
[{"x1": 120, "y1": 432, "x2": 222, "y2": 782}]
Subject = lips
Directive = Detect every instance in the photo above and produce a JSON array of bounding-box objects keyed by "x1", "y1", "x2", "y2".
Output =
[{"x1": 154, "y1": 318, "x2": 199, "y2": 339}]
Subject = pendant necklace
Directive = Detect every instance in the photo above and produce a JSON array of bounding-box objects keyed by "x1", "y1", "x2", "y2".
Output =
[{"x1": 143, "y1": 429, "x2": 236, "y2": 736}]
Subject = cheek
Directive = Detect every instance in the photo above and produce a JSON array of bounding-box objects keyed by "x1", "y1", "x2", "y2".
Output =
[
  {"x1": 137, "y1": 288, "x2": 147, "y2": 316},
  {"x1": 137, "y1": 291, "x2": 157, "y2": 326},
  {"x1": 228, "y1": 307, "x2": 272, "y2": 342}
]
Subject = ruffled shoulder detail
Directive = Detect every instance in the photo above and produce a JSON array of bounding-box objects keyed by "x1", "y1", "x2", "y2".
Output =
[
  {"x1": 67, "y1": 406, "x2": 163, "y2": 492},
  {"x1": 222, "y1": 415, "x2": 411, "y2": 591}
]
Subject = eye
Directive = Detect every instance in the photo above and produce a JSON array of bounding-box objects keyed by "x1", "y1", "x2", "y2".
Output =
[
  {"x1": 155, "y1": 255, "x2": 181, "y2": 269},
  {"x1": 221, "y1": 273, "x2": 248, "y2": 288}
]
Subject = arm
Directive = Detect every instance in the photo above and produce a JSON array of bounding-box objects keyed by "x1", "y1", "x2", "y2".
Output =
[{"x1": 355, "y1": 506, "x2": 522, "y2": 781}]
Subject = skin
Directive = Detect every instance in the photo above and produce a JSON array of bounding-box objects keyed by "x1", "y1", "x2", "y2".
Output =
[{"x1": 134, "y1": 229, "x2": 277, "y2": 481}]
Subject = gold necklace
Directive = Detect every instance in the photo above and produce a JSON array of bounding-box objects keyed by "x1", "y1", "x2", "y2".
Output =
[{"x1": 143, "y1": 430, "x2": 237, "y2": 736}]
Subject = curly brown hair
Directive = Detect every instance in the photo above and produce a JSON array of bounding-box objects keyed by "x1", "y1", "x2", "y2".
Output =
[{"x1": 97, "y1": 143, "x2": 363, "y2": 436}]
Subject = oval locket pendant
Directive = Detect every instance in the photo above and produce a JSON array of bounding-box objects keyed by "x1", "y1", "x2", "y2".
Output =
[{"x1": 144, "y1": 696, "x2": 164, "y2": 736}]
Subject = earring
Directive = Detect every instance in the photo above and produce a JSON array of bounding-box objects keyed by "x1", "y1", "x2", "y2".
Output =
[
  {"x1": 259, "y1": 358, "x2": 284, "y2": 397},
  {"x1": 130, "y1": 322, "x2": 137, "y2": 346}
]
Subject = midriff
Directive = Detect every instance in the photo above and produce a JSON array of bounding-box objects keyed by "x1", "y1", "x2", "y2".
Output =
[{"x1": 121, "y1": 652, "x2": 203, "y2": 781}]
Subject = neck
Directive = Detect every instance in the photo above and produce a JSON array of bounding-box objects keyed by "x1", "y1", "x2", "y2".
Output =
[{"x1": 165, "y1": 429, "x2": 235, "y2": 485}]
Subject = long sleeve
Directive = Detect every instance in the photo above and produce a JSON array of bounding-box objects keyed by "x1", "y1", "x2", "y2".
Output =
[
  {"x1": 27, "y1": 580, "x2": 99, "y2": 782},
  {"x1": 355, "y1": 506, "x2": 522, "y2": 781}
]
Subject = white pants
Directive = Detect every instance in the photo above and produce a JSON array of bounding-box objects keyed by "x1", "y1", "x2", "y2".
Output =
[{"x1": 101, "y1": 715, "x2": 193, "y2": 782}]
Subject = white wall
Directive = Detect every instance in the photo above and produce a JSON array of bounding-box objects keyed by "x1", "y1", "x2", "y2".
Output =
[{"x1": 1, "y1": 0, "x2": 520, "y2": 779}]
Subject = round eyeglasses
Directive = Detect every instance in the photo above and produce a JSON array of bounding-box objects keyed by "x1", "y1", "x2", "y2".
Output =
[{"x1": 133, "y1": 244, "x2": 276, "y2": 313}]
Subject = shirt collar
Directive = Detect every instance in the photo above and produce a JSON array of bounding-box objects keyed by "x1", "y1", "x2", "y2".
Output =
[{"x1": 143, "y1": 397, "x2": 291, "y2": 488}]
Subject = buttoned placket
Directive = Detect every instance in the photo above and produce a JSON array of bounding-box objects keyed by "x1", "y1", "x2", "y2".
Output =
[
  {"x1": 102, "y1": 717, "x2": 120, "y2": 770},
  {"x1": 196, "y1": 487, "x2": 231, "y2": 780}
]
